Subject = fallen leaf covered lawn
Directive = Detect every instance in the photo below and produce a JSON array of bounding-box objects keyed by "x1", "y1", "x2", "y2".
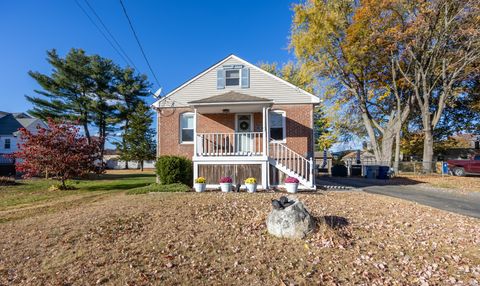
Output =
[{"x1": 0, "y1": 191, "x2": 479, "y2": 285}]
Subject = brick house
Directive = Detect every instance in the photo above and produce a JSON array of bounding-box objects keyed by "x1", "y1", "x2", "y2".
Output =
[{"x1": 152, "y1": 55, "x2": 320, "y2": 189}]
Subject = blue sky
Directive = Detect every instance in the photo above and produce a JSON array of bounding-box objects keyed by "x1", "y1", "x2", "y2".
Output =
[
  {"x1": 0, "y1": 0, "x2": 361, "y2": 151},
  {"x1": 0, "y1": 0, "x2": 297, "y2": 112}
]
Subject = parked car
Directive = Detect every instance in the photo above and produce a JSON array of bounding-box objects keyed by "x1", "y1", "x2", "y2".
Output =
[{"x1": 447, "y1": 155, "x2": 480, "y2": 176}]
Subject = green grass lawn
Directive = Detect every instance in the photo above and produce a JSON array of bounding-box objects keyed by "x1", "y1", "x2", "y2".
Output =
[{"x1": 0, "y1": 172, "x2": 156, "y2": 211}]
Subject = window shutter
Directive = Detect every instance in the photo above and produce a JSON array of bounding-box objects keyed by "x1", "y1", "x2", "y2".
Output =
[
  {"x1": 241, "y1": 67, "x2": 250, "y2": 88},
  {"x1": 217, "y1": 69, "x2": 225, "y2": 89}
]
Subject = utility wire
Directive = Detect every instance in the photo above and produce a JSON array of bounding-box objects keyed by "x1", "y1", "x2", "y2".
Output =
[
  {"x1": 74, "y1": 0, "x2": 131, "y2": 66},
  {"x1": 82, "y1": 0, "x2": 140, "y2": 71},
  {"x1": 118, "y1": 0, "x2": 161, "y2": 87}
]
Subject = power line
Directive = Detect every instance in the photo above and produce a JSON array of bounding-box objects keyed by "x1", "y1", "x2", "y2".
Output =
[
  {"x1": 82, "y1": 0, "x2": 139, "y2": 71},
  {"x1": 74, "y1": 0, "x2": 130, "y2": 66},
  {"x1": 118, "y1": 0, "x2": 161, "y2": 87}
]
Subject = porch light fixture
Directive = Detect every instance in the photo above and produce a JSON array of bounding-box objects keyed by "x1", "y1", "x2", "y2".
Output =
[{"x1": 222, "y1": 109, "x2": 230, "y2": 113}]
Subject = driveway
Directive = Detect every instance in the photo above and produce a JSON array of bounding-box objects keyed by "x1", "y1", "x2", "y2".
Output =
[{"x1": 317, "y1": 176, "x2": 480, "y2": 219}]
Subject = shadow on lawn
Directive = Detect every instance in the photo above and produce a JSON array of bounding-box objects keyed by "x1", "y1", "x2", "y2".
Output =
[
  {"x1": 82, "y1": 182, "x2": 152, "y2": 192},
  {"x1": 84, "y1": 173, "x2": 156, "y2": 181},
  {"x1": 317, "y1": 175, "x2": 425, "y2": 188},
  {"x1": 322, "y1": 215, "x2": 349, "y2": 229}
]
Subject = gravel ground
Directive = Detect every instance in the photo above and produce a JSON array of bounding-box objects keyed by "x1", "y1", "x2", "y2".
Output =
[{"x1": 0, "y1": 191, "x2": 479, "y2": 285}]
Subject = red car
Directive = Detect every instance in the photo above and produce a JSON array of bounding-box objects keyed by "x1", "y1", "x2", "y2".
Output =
[{"x1": 447, "y1": 155, "x2": 480, "y2": 176}]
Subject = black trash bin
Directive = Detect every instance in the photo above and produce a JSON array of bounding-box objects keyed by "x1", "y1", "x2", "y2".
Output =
[{"x1": 377, "y1": 166, "x2": 390, "y2": 179}]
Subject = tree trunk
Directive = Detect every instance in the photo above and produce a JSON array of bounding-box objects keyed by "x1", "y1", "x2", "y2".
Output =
[
  {"x1": 83, "y1": 123, "x2": 91, "y2": 145},
  {"x1": 380, "y1": 129, "x2": 395, "y2": 166},
  {"x1": 124, "y1": 119, "x2": 130, "y2": 169},
  {"x1": 140, "y1": 161, "x2": 144, "y2": 171},
  {"x1": 422, "y1": 128, "x2": 434, "y2": 173},
  {"x1": 394, "y1": 129, "x2": 401, "y2": 174},
  {"x1": 360, "y1": 112, "x2": 381, "y2": 161}
]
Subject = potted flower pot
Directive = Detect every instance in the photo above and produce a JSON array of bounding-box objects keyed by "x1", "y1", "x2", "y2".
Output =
[
  {"x1": 219, "y1": 176, "x2": 233, "y2": 192},
  {"x1": 285, "y1": 177, "x2": 299, "y2": 193},
  {"x1": 244, "y1": 177, "x2": 257, "y2": 193},
  {"x1": 194, "y1": 177, "x2": 206, "y2": 192}
]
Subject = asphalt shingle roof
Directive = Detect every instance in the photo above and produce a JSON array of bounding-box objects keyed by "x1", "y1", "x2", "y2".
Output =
[
  {"x1": 0, "y1": 111, "x2": 39, "y2": 135},
  {"x1": 188, "y1": 91, "x2": 271, "y2": 104}
]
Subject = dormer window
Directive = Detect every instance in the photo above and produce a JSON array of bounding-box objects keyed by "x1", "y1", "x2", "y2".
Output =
[
  {"x1": 217, "y1": 66, "x2": 250, "y2": 89},
  {"x1": 225, "y1": 69, "x2": 240, "y2": 86}
]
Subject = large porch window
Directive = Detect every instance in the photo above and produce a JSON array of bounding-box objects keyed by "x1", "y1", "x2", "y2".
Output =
[
  {"x1": 269, "y1": 110, "x2": 286, "y2": 142},
  {"x1": 180, "y1": 112, "x2": 194, "y2": 143}
]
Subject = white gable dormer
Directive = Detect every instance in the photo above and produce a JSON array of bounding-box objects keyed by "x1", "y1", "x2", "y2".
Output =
[
  {"x1": 216, "y1": 64, "x2": 249, "y2": 89},
  {"x1": 152, "y1": 54, "x2": 320, "y2": 108}
]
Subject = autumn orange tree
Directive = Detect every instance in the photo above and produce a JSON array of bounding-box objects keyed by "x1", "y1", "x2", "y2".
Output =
[
  {"x1": 260, "y1": 62, "x2": 337, "y2": 150},
  {"x1": 290, "y1": 0, "x2": 413, "y2": 168},
  {"x1": 388, "y1": 0, "x2": 480, "y2": 172},
  {"x1": 291, "y1": 0, "x2": 479, "y2": 172}
]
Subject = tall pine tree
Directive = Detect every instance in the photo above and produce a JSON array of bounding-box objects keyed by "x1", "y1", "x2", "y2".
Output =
[
  {"x1": 116, "y1": 103, "x2": 156, "y2": 171},
  {"x1": 27, "y1": 48, "x2": 151, "y2": 158},
  {"x1": 114, "y1": 67, "x2": 150, "y2": 168},
  {"x1": 27, "y1": 49, "x2": 96, "y2": 142}
]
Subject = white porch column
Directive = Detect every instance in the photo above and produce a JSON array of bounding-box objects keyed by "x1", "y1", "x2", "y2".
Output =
[
  {"x1": 193, "y1": 161, "x2": 199, "y2": 183},
  {"x1": 193, "y1": 108, "x2": 198, "y2": 157},
  {"x1": 262, "y1": 106, "x2": 266, "y2": 156},
  {"x1": 193, "y1": 108, "x2": 198, "y2": 184},
  {"x1": 262, "y1": 161, "x2": 268, "y2": 189},
  {"x1": 265, "y1": 107, "x2": 270, "y2": 157},
  {"x1": 263, "y1": 107, "x2": 271, "y2": 189}
]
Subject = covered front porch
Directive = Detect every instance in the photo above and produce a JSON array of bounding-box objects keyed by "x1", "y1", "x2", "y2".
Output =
[
  {"x1": 189, "y1": 91, "x2": 273, "y2": 160},
  {"x1": 188, "y1": 92, "x2": 273, "y2": 189},
  {"x1": 186, "y1": 91, "x2": 315, "y2": 190}
]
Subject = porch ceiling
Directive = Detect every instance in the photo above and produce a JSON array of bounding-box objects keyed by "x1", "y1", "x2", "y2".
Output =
[
  {"x1": 188, "y1": 91, "x2": 273, "y2": 114},
  {"x1": 193, "y1": 103, "x2": 272, "y2": 114}
]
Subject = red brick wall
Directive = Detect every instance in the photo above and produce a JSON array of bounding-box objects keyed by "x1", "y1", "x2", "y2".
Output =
[
  {"x1": 197, "y1": 113, "x2": 235, "y2": 133},
  {"x1": 157, "y1": 104, "x2": 314, "y2": 159},
  {"x1": 157, "y1": 107, "x2": 194, "y2": 158},
  {"x1": 272, "y1": 104, "x2": 313, "y2": 157}
]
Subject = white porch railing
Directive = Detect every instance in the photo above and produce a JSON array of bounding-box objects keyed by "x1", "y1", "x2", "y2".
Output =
[
  {"x1": 269, "y1": 142, "x2": 314, "y2": 185},
  {"x1": 196, "y1": 132, "x2": 264, "y2": 156}
]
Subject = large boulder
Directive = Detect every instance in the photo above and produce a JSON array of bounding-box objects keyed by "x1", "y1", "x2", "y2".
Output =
[{"x1": 266, "y1": 196, "x2": 316, "y2": 239}]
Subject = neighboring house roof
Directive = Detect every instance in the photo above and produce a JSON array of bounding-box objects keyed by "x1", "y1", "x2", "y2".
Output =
[
  {"x1": 188, "y1": 91, "x2": 272, "y2": 105},
  {"x1": 152, "y1": 54, "x2": 320, "y2": 108},
  {"x1": 104, "y1": 149, "x2": 120, "y2": 156},
  {"x1": 342, "y1": 151, "x2": 376, "y2": 160},
  {"x1": 0, "y1": 111, "x2": 44, "y2": 135}
]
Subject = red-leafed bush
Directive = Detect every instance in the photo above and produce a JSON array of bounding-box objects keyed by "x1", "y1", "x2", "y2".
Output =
[{"x1": 14, "y1": 119, "x2": 102, "y2": 189}]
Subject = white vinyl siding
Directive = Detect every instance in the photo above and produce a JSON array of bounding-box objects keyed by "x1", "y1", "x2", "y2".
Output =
[
  {"x1": 154, "y1": 56, "x2": 319, "y2": 107},
  {"x1": 0, "y1": 136, "x2": 16, "y2": 154}
]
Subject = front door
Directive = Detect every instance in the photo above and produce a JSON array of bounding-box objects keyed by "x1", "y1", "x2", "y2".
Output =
[{"x1": 236, "y1": 114, "x2": 253, "y2": 154}]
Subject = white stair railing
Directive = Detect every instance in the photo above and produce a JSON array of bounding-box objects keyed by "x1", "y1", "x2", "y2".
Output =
[
  {"x1": 269, "y1": 142, "x2": 314, "y2": 186},
  {"x1": 196, "y1": 132, "x2": 263, "y2": 156}
]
